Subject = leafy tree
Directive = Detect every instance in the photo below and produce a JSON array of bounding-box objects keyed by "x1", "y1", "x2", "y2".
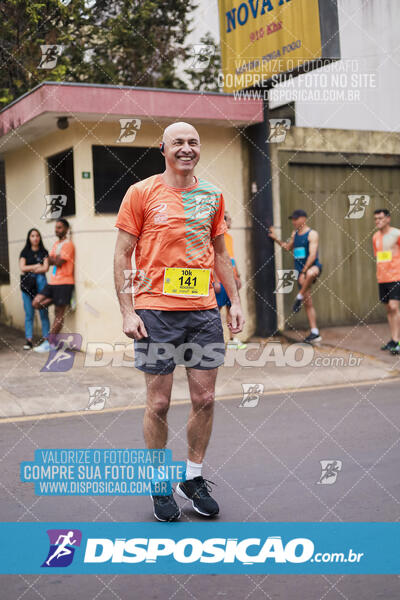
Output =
[
  {"x1": 77, "y1": 0, "x2": 197, "y2": 89},
  {"x1": 0, "y1": 0, "x2": 198, "y2": 108},
  {"x1": 0, "y1": 0, "x2": 88, "y2": 106}
]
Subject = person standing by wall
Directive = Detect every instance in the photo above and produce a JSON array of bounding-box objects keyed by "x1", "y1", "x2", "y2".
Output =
[
  {"x1": 372, "y1": 209, "x2": 400, "y2": 354},
  {"x1": 32, "y1": 218, "x2": 75, "y2": 352},
  {"x1": 19, "y1": 228, "x2": 50, "y2": 350},
  {"x1": 269, "y1": 209, "x2": 322, "y2": 343}
]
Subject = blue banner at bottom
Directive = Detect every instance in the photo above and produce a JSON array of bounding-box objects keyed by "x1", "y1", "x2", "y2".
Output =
[{"x1": 0, "y1": 522, "x2": 398, "y2": 574}]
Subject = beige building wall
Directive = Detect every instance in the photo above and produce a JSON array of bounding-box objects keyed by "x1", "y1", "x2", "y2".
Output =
[
  {"x1": 278, "y1": 127, "x2": 400, "y2": 156},
  {"x1": 0, "y1": 120, "x2": 254, "y2": 346}
]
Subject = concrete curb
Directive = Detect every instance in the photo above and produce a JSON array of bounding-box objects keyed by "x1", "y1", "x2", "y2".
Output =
[{"x1": 2, "y1": 376, "x2": 400, "y2": 424}]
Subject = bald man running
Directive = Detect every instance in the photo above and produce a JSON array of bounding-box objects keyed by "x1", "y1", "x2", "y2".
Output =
[{"x1": 114, "y1": 122, "x2": 244, "y2": 522}]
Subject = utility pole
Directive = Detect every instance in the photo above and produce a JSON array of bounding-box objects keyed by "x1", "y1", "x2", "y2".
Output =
[{"x1": 246, "y1": 95, "x2": 277, "y2": 337}]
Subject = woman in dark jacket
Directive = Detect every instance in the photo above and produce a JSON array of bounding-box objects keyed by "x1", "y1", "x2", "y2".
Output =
[{"x1": 19, "y1": 228, "x2": 50, "y2": 349}]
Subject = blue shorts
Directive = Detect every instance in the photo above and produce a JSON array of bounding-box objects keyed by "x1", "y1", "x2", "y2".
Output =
[{"x1": 215, "y1": 284, "x2": 231, "y2": 308}]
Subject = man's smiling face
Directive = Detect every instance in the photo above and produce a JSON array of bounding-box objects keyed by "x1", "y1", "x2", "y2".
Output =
[{"x1": 162, "y1": 123, "x2": 201, "y2": 176}]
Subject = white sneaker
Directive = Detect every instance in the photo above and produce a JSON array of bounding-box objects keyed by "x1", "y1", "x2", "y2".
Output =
[
  {"x1": 227, "y1": 338, "x2": 247, "y2": 349},
  {"x1": 34, "y1": 340, "x2": 51, "y2": 353}
]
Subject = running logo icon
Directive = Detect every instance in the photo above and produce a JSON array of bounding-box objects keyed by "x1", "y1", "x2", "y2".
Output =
[
  {"x1": 189, "y1": 44, "x2": 215, "y2": 70},
  {"x1": 41, "y1": 194, "x2": 67, "y2": 220},
  {"x1": 42, "y1": 529, "x2": 82, "y2": 568},
  {"x1": 267, "y1": 119, "x2": 291, "y2": 143},
  {"x1": 345, "y1": 195, "x2": 370, "y2": 219},
  {"x1": 239, "y1": 384, "x2": 264, "y2": 408},
  {"x1": 317, "y1": 460, "x2": 343, "y2": 485},
  {"x1": 117, "y1": 118, "x2": 142, "y2": 143},
  {"x1": 120, "y1": 269, "x2": 152, "y2": 294},
  {"x1": 87, "y1": 386, "x2": 110, "y2": 410},
  {"x1": 153, "y1": 203, "x2": 168, "y2": 224},
  {"x1": 274, "y1": 270, "x2": 299, "y2": 294},
  {"x1": 38, "y1": 45, "x2": 63, "y2": 69},
  {"x1": 194, "y1": 194, "x2": 214, "y2": 220},
  {"x1": 41, "y1": 334, "x2": 82, "y2": 372}
]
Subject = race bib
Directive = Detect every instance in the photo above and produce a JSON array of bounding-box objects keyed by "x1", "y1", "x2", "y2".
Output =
[
  {"x1": 163, "y1": 268, "x2": 210, "y2": 297},
  {"x1": 294, "y1": 247, "x2": 306, "y2": 259},
  {"x1": 377, "y1": 251, "x2": 392, "y2": 263}
]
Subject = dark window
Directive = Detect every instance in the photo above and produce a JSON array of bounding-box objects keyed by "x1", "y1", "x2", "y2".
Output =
[
  {"x1": 92, "y1": 146, "x2": 165, "y2": 214},
  {"x1": 0, "y1": 160, "x2": 10, "y2": 284},
  {"x1": 47, "y1": 148, "x2": 75, "y2": 216}
]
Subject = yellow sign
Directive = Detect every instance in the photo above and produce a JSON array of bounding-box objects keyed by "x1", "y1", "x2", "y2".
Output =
[
  {"x1": 218, "y1": 0, "x2": 326, "y2": 92},
  {"x1": 163, "y1": 268, "x2": 211, "y2": 297},
  {"x1": 377, "y1": 251, "x2": 392, "y2": 263}
]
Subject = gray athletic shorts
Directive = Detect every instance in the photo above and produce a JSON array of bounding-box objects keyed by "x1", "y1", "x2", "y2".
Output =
[{"x1": 134, "y1": 308, "x2": 225, "y2": 374}]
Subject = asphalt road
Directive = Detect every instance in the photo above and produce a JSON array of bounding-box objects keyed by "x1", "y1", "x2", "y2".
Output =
[{"x1": 0, "y1": 379, "x2": 399, "y2": 599}]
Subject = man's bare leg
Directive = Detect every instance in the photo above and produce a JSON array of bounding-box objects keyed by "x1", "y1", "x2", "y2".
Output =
[
  {"x1": 386, "y1": 299, "x2": 400, "y2": 342},
  {"x1": 298, "y1": 265, "x2": 320, "y2": 297},
  {"x1": 51, "y1": 305, "x2": 67, "y2": 335},
  {"x1": 186, "y1": 367, "x2": 217, "y2": 463},
  {"x1": 175, "y1": 367, "x2": 220, "y2": 517},
  {"x1": 143, "y1": 372, "x2": 180, "y2": 520},
  {"x1": 143, "y1": 372, "x2": 173, "y2": 449},
  {"x1": 32, "y1": 294, "x2": 52, "y2": 351},
  {"x1": 303, "y1": 291, "x2": 317, "y2": 330},
  {"x1": 293, "y1": 267, "x2": 320, "y2": 335},
  {"x1": 32, "y1": 294, "x2": 52, "y2": 310}
]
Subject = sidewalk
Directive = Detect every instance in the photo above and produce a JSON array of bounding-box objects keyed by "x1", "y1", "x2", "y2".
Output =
[
  {"x1": 282, "y1": 322, "x2": 400, "y2": 366},
  {"x1": 0, "y1": 322, "x2": 398, "y2": 419}
]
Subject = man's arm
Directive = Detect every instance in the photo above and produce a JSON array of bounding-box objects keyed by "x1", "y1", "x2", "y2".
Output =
[
  {"x1": 372, "y1": 233, "x2": 377, "y2": 257},
  {"x1": 300, "y1": 230, "x2": 319, "y2": 273},
  {"x1": 48, "y1": 255, "x2": 65, "y2": 267},
  {"x1": 114, "y1": 229, "x2": 148, "y2": 340},
  {"x1": 268, "y1": 226, "x2": 295, "y2": 251},
  {"x1": 213, "y1": 234, "x2": 245, "y2": 334},
  {"x1": 233, "y1": 260, "x2": 242, "y2": 290},
  {"x1": 49, "y1": 240, "x2": 74, "y2": 267},
  {"x1": 212, "y1": 269, "x2": 222, "y2": 294}
]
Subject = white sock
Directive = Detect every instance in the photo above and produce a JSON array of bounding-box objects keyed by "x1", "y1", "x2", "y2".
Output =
[
  {"x1": 186, "y1": 459, "x2": 202, "y2": 481},
  {"x1": 296, "y1": 293, "x2": 303, "y2": 300},
  {"x1": 311, "y1": 328, "x2": 319, "y2": 335}
]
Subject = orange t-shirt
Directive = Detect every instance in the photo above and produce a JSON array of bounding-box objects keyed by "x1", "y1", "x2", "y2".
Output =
[
  {"x1": 115, "y1": 174, "x2": 227, "y2": 310},
  {"x1": 372, "y1": 228, "x2": 400, "y2": 283},
  {"x1": 224, "y1": 231, "x2": 239, "y2": 278},
  {"x1": 49, "y1": 239, "x2": 75, "y2": 285},
  {"x1": 224, "y1": 232, "x2": 234, "y2": 258}
]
